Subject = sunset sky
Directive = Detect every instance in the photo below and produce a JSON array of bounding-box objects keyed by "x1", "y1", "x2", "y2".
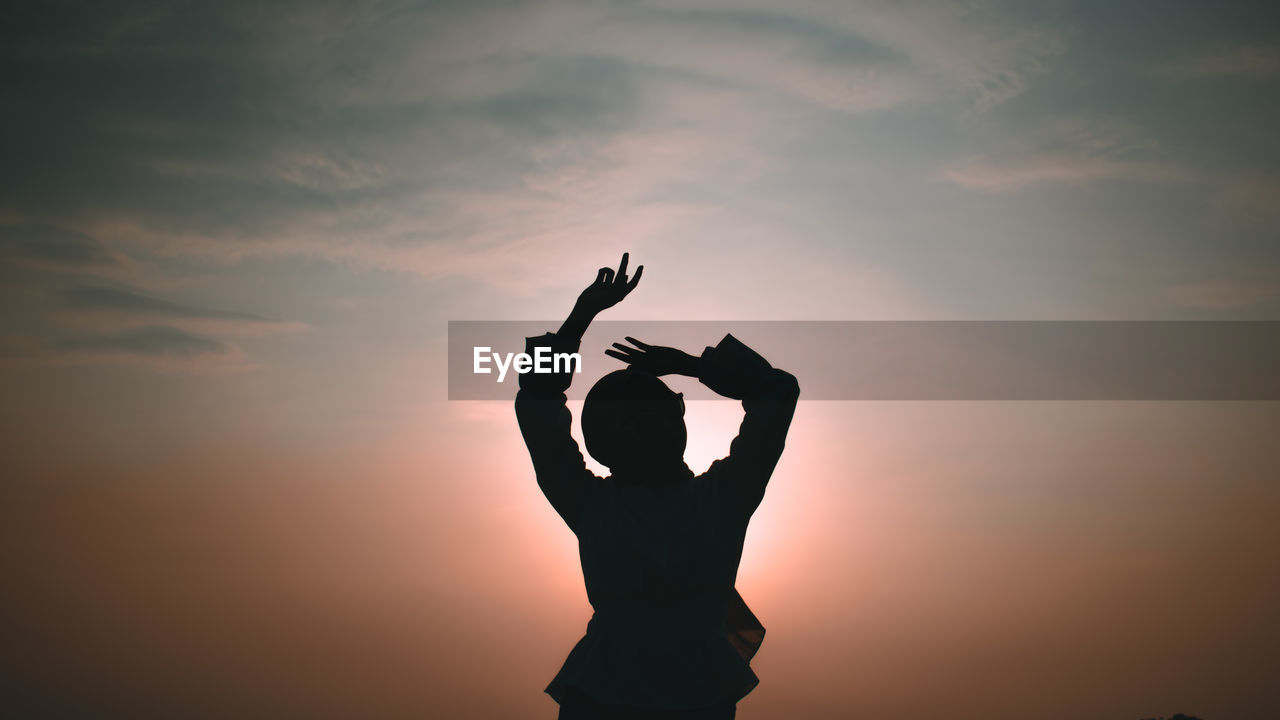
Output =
[{"x1": 2, "y1": 1, "x2": 1279, "y2": 718}]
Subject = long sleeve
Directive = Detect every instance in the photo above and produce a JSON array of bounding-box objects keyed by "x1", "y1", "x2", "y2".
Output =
[
  {"x1": 514, "y1": 332, "x2": 599, "y2": 533},
  {"x1": 698, "y1": 333, "x2": 800, "y2": 519}
]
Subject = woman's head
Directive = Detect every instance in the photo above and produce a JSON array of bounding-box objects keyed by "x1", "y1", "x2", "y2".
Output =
[{"x1": 582, "y1": 368, "x2": 687, "y2": 472}]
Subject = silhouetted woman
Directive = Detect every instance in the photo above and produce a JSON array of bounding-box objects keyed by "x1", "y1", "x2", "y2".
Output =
[{"x1": 516, "y1": 254, "x2": 800, "y2": 719}]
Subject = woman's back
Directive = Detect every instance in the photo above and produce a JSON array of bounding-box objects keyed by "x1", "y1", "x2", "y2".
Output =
[{"x1": 551, "y1": 467, "x2": 763, "y2": 709}]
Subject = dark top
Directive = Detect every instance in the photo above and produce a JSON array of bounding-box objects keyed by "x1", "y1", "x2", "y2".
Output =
[{"x1": 516, "y1": 332, "x2": 799, "y2": 709}]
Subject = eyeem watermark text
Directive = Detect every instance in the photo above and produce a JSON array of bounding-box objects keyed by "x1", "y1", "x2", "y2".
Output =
[
  {"x1": 473, "y1": 346, "x2": 582, "y2": 382},
  {"x1": 450, "y1": 320, "x2": 1280, "y2": 399}
]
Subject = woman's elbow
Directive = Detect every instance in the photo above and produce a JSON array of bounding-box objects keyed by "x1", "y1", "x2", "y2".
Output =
[{"x1": 771, "y1": 368, "x2": 800, "y2": 400}]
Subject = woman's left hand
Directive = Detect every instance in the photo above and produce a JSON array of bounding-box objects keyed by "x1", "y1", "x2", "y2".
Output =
[{"x1": 606, "y1": 336, "x2": 698, "y2": 377}]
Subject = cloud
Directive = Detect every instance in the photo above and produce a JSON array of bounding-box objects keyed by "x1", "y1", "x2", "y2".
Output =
[
  {"x1": 936, "y1": 155, "x2": 1190, "y2": 192},
  {"x1": 0, "y1": 221, "x2": 303, "y2": 372},
  {"x1": 58, "y1": 326, "x2": 231, "y2": 357},
  {"x1": 0, "y1": 224, "x2": 123, "y2": 269},
  {"x1": 934, "y1": 115, "x2": 1191, "y2": 192},
  {"x1": 2, "y1": 326, "x2": 252, "y2": 374},
  {"x1": 58, "y1": 285, "x2": 264, "y2": 321},
  {"x1": 53, "y1": 285, "x2": 308, "y2": 337},
  {"x1": 1154, "y1": 43, "x2": 1280, "y2": 80},
  {"x1": 0, "y1": 0, "x2": 1064, "y2": 285},
  {"x1": 633, "y1": 0, "x2": 1064, "y2": 109},
  {"x1": 566, "y1": 5, "x2": 917, "y2": 116}
]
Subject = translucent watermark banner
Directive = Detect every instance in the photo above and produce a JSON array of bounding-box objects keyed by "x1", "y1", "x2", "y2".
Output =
[{"x1": 448, "y1": 321, "x2": 1280, "y2": 400}]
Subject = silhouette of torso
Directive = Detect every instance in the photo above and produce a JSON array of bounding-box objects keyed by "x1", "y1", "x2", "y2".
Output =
[{"x1": 516, "y1": 332, "x2": 799, "y2": 710}]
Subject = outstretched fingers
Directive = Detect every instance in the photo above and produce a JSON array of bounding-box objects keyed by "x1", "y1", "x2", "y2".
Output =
[
  {"x1": 605, "y1": 348, "x2": 634, "y2": 363},
  {"x1": 623, "y1": 336, "x2": 651, "y2": 350},
  {"x1": 585, "y1": 253, "x2": 641, "y2": 311},
  {"x1": 606, "y1": 337, "x2": 649, "y2": 366}
]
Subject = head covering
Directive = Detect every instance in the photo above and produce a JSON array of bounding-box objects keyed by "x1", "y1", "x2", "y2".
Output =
[{"x1": 582, "y1": 368, "x2": 683, "y2": 469}]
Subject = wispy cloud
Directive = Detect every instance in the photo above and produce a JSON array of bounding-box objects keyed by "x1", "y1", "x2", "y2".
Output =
[
  {"x1": 0, "y1": 221, "x2": 303, "y2": 372},
  {"x1": 58, "y1": 326, "x2": 232, "y2": 358},
  {"x1": 934, "y1": 115, "x2": 1191, "y2": 192},
  {"x1": 936, "y1": 155, "x2": 1190, "y2": 192},
  {"x1": 2, "y1": 326, "x2": 252, "y2": 374},
  {"x1": 1154, "y1": 43, "x2": 1280, "y2": 80},
  {"x1": 633, "y1": 0, "x2": 1064, "y2": 109},
  {"x1": 2, "y1": 0, "x2": 1274, "y2": 334},
  {"x1": 0, "y1": 224, "x2": 124, "y2": 270},
  {"x1": 0, "y1": 0, "x2": 1065, "y2": 286},
  {"x1": 53, "y1": 285, "x2": 308, "y2": 337},
  {"x1": 568, "y1": 5, "x2": 918, "y2": 116}
]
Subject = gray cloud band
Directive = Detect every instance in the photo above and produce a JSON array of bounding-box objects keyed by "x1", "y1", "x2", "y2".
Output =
[{"x1": 449, "y1": 321, "x2": 1280, "y2": 400}]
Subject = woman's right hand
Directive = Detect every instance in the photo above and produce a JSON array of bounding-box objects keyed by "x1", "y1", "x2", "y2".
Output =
[{"x1": 575, "y1": 252, "x2": 642, "y2": 316}]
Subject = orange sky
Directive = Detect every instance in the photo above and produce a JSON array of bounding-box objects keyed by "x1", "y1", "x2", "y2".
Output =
[{"x1": 4, "y1": 391, "x2": 1279, "y2": 718}]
